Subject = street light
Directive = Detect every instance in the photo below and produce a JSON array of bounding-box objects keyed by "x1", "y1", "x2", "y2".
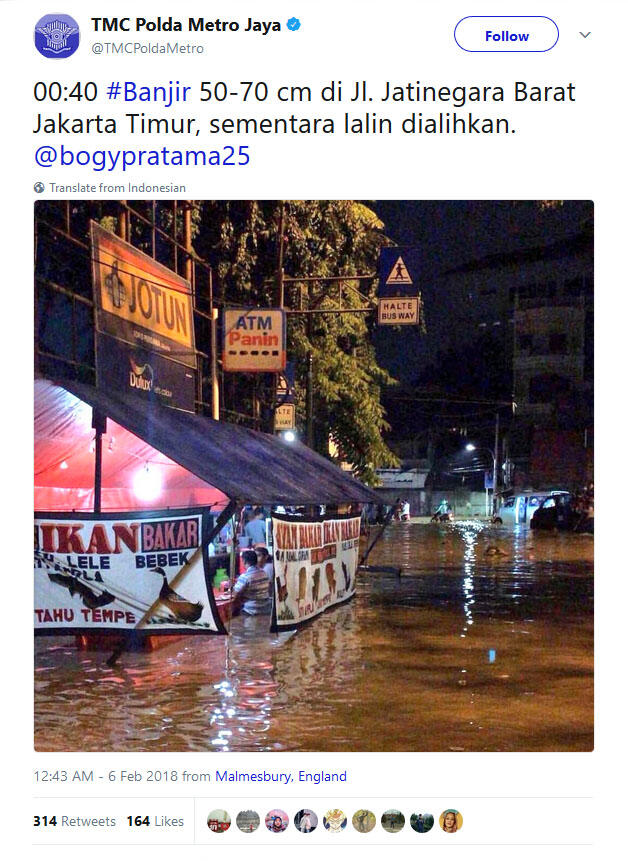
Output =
[{"x1": 464, "y1": 443, "x2": 498, "y2": 517}]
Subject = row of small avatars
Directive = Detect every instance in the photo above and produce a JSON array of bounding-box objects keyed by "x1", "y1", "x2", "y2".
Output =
[{"x1": 207, "y1": 808, "x2": 463, "y2": 833}]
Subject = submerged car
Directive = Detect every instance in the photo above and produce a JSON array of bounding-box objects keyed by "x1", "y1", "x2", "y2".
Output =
[{"x1": 530, "y1": 492, "x2": 574, "y2": 530}]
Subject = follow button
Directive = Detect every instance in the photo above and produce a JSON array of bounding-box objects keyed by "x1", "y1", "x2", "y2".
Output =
[{"x1": 454, "y1": 16, "x2": 559, "y2": 52}]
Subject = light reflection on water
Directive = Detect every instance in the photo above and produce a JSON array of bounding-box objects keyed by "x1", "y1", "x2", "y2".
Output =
[{"x1": 34, "y1": 522, "x2": 593, "y2": 752}]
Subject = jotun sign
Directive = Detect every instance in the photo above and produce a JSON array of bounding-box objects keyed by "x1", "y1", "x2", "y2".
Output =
[{"x1": 91, "y1": 222, "x2": 197, "y2": 411}]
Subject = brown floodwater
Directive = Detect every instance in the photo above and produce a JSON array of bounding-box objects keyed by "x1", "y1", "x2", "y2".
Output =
[{"x1": 34, "y1": 521, "x2": 593, "y2": 752}]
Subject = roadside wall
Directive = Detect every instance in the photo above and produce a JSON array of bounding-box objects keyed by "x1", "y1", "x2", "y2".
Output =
[{"x1": 375, "y1": 489, "x2": 489, "y2": 517}]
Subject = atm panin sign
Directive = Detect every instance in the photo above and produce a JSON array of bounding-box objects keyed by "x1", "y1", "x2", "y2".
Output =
[{"x1": 222, "y1": 308, "x2": 286, "y2": 372}]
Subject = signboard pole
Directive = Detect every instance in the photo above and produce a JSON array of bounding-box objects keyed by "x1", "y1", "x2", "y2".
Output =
[
  {"x1": 307, "y1": 352, "x2": 314, "y2": 447},
  {"x1": 117, "y1": 201, "x2": 128, "y2": 243},
  {"x1": 277, "y1": 200, "x2": 286, "y2": 307}
]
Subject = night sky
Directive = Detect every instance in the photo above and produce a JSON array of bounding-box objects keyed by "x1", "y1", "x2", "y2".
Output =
[{"x1": 371, "y1": 200, "x2": 592, "y2": 383}]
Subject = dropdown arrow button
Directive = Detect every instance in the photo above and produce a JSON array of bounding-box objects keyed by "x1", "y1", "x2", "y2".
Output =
[{"x1": 580, "y1": 32, "x2": 591, "y2": 38}]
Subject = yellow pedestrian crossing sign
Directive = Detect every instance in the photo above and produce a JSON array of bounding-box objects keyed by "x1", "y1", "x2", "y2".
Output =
[{"x1": 385, "y1": 256, "x2": 413, "y2": 286}]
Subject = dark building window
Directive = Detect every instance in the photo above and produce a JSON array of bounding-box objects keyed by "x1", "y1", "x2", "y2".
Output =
[
  {"x1": 548, "y1": 332, "x2": 568, "y2": 354},
  {"x1": 584, "y1": 310, "x2": 594, "y2": 380},
  {"x1": 565, "y1": 276, "x2": 582, "y2": 296},
  {"x1": 519, "y1": 333, "x2": 533, "y2": 351},
  {"x1": 529, "y1": 373, "x2": 571, "y2": 404}
]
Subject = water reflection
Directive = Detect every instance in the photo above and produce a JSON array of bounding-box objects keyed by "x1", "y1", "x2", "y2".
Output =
[{"x1": 35, "y1": 522, "x2": 593, "y2": 752}]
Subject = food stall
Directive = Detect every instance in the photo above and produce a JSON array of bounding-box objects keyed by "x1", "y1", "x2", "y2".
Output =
[{"x1": 35, "y1": 377, "x2": 383, "y2": 652}]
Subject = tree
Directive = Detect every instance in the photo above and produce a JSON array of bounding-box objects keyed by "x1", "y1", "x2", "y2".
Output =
[{"x1": 192, "y1": 201, "x2": 399, "y2": 483}]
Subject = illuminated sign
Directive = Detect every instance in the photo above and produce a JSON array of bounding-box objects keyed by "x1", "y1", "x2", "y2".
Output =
[
  {"x1": 222, "y1": 308, "x2": 286, "y2": 372},
  {"x1": 274, "y1": 403, "x2": 296, "y2": 430},
  {"x1": 377, "y1": 247, "x2": 421, "y2": 325},
  {"x1": 91, "y1": 222, "x2": 195, "y2": 362},
  {"x1": 377, "y1": 297, "x2": 420, "y2": 325},
  {"x1": 91, "y1": 222, "x2": 196, "y2": 411}
]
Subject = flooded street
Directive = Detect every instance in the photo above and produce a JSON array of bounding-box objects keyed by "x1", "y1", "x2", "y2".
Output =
[{"x1": 34, "y1": 522, "x2": 593, "y2": 752}]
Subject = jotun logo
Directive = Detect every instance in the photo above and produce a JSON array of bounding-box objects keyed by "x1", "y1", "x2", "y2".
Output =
[{"x1": 34, "y1": 14, "x2": 80, "y2": 58}]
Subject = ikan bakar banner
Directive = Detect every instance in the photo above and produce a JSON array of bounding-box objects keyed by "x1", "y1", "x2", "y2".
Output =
[
  {"x1": 34, "y1": 508, "x2": 226, "y2": 635},
  {"x1": 270, "y1": 514, "x2": 361, "y2": 631}
]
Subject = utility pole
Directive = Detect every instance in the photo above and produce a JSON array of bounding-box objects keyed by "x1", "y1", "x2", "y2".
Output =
[
  {"x1": 183, "y1": 201, "x2": 204, "y2": 411},
  {"x1": 281, "y1": 272, "x2": 378, "y2": 450},
  {"x1": 183, "y1": 202, "x2": 193, "y2": 283},
  {"x1": 209, "y1": 269, "x2": 220, "y2": 420},
  {"x1": 306, "y1": 277, "x2": 314, "y2": 448},
  {"x1": 306, "y1": 352, "x2": 314, "y2": 447},
  {"x1": 272, "y1": 202, "x2": 286, "y2": 434},
  {"x1": 277, "y1": 201, "x2": 285, "y2": 308},
  {"x1": 492, "y1": 411, "x2": 500, "y2": 515}
]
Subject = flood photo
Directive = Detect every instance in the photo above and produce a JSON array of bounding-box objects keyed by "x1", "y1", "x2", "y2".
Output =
[{"x1": 34, "y1": 200, "x2": 593, "y2": 752}]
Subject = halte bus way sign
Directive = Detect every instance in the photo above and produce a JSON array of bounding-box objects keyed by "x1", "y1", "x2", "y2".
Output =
[
  {"x1": 378, "y1": 296, "x2": 420, "y2": 325},
  {"x1": 274, "y1": 403, "x2": 296, "y2": 430},
  {"x1": 378, "y1": 247, "x2": 421, "y2": 325}
]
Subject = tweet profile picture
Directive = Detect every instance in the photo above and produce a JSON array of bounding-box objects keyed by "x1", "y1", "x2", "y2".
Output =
[
  {"x1": 236, "y1": 810, "x2": 260, "y2": 833},
  {"x1": 381, "y1": 809, "x2": 405, "y2": 833},
  {"x1": 207, "y1": 809, "x2": 231, "y2": 832},
  {"x1": 323, "y1": 809, "x2": 347, "y2": 832},
  {"x1": 265, "y1": 809, "x2": 289, "y2": 833},
  {"x1": 34, "y1": 14, "x2": 80, "y2": 58},
  {"x1": 410, "y1": 812, "x2": 434, "y2": 833},
  {"x1": 440, "y1": 809, "x2": 463, "y2": 833},
  {"x1": 352, "y1": 809, "x2": 376, "y2": 833},
  {"x1": 294, "y1": 809, "x2": 318, "y2": 833}
]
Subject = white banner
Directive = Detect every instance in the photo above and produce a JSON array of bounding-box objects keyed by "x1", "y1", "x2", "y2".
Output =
[
  {"x1": 34, "y1": 508, "x2": 226, "y2": 635},
  {"x1": 271, "y1": 515, "x2": 361, "y2": 630}
]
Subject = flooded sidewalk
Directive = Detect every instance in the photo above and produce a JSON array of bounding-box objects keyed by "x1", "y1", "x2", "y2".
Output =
[{"x1": 34, "y1": 521, "x2": 593, "y2": 752}]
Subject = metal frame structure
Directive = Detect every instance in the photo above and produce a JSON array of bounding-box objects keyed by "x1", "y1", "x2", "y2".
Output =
[{"x1": 33, "y1": 200, "x2": 271, "y2": 429}]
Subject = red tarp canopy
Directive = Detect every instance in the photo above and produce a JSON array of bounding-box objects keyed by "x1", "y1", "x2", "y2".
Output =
[
  {"x1": 35, "y1": 378, "x2": 384, "y2": 511},
  {"x1": 35, "y1": 379, "x2": 229, "y2": 512}
]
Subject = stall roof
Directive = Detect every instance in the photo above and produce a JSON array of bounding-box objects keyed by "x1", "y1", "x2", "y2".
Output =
[{"x1": 35, "y1": 378, "x2": 384, "y2": 508}]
